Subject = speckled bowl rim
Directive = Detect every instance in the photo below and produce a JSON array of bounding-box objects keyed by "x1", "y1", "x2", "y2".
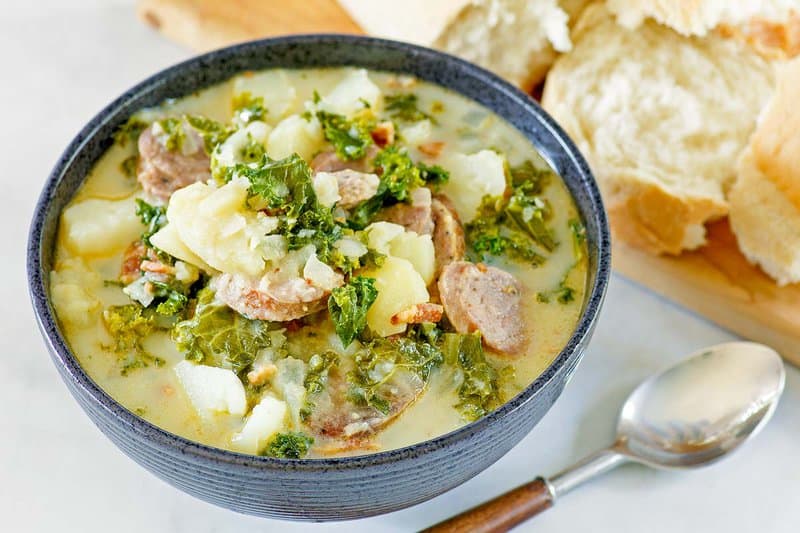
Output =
[{"x1": 28, "y1": 34, "x2": 610, "y2": 472}]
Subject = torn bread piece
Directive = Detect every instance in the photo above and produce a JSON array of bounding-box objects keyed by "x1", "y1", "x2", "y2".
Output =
[
  {"x1": 729, "y1": 58, "x2": 800, "y2": 285},
  {"x1": 542, "y1": 4, "x2": 773, "y2": 254},
  {"x1": 606, "y1": 0, "x2": 799, "y2": 37},
  {"x1": 338, "y1": 0, "x2": 591, "y2": 90}
]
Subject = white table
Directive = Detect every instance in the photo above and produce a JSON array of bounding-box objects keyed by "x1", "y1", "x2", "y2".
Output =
[{"x1": 2, "y1": 2, "x2": 798, "y2": 531}]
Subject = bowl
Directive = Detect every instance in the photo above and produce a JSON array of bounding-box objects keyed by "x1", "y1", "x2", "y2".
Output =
[{"x1": 27, "y1": 35, "x2": 610, "y2": 520}]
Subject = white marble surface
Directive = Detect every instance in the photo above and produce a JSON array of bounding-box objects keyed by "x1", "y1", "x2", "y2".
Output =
[{"x1": 2, "y1": 2, "x2": 799, "y2": 531}]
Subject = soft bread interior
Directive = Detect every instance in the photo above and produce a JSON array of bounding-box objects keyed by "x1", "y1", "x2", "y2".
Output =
[{"x1": 542, "y1": 4, "x2": 773, "y2": 254}]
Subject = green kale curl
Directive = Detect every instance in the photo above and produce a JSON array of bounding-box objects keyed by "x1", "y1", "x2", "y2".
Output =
[
  {"x1": 316, "y1": 110, "x2": 374, "y2": 161},
  {"x1": 328, "y1": 277, "x2": 379, "y2": 348},
  {"x1": 172, "y1": 288, "x2": 276, "y2": 375},
  {"x1": 262, "y1": 432, "x2": 314, "y2": 459},
  {"x1": 442, "y1": 332, "x2": 513, "y2": 421}
]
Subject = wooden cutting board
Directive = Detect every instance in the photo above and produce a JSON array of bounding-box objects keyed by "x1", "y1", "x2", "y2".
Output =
[{"x1": 136, "y1": 0, "x2": 800, "y2": 366}]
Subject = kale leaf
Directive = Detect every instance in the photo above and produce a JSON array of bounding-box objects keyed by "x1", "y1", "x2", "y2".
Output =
[
  {"x1": 300, "y1": 350, "x2": 339, "y2": 421},
  {"x1": 113, "y1": 117, "x2": 149, "y2": 147},
  {"x1": 348, "y1": 147, "x2": 426, "y2": 229},
  {"x1": 120, "y1": 155, "x2": 139, "y2": 179},
  {"x1": 316, "y1": 110, "x2": 374, "y2": 161},
  {"x1": 328, "y1": 276, "x2": 378, "y2": 347},
  {"x1": 262, "y1": 432, "x2": 314, "y2": 459},
  {"x1": 232, "y1": 153, "x2": 354, "y2": 269},
  {"x1": 418, "y1": 161, "x2": 449, "y2": 187},
  {"x1": 172, "y1": 288, "x2": 275, "y2": 375},
  {"x1": 135, "y1": 199, "x2": 167, "y2": 249},
  {"x1": 236, "y1": 153, "x2": 314, "y2": 218},
  {"x1": 466, "y1": 160, "x2": 558, "y2": 265},
  {"x1": 442, "y1": 332, "x2": 513, "y2": 421},
  {"x1": 232, "y1": 91, "x2": 268, "y2": 124},
  {"x1": 151, "y1": 117, "x2": 186, "y2": 152},
  {"x1": 385, "y1": 93, "x2": 436, "y2": 124},
  {"x1": 347, "y1": 335, "x2": 443, "y2": 415},
  {"x1": 102, "y1": 304, "x2": 165, "y2": 375},
  {"x1": 569, "y1": 218, "x2": 586, "y2": 262},
  {"x1": 149, "y1": 280, "x2": 189, "y2": 315}
]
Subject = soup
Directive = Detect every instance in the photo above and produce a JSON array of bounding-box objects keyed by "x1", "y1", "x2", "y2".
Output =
[{"x1": 50, "y1": 68, "x2": 587, "y2": 458}]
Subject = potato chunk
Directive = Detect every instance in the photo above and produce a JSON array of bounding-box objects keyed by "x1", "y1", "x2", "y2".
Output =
[
  {"x1": 362, "y1": 256, "x2": 429, "y2": 337},
  {"x1": 149, "y1": 223, "x2": 213, "y2": 272},
  {"x1": 50, "y1": 258, "x2": 102, "y2": 329},
  {"x1": 365, "y1": 222, "x2": 435, "y2": 285},
  {"x1": 388, "y1": 232, "x2": 435, "y2": 286},
  {"x1": 440, "y1": 150, "x2": 507, "y2": 222},
  {"x1": 319, "y1": 68, "x2": 382, "y2": 116},
  {"x1": 231, "y1": 395, "x2": 288, "y2": 454},
  {"x1": 166, "y1": 179, "x2": 270, "y2": 277},
  {"x1": 267, "y1": 115, "x2": 324, "y2": 161},
  {"x1": 173, "y1": 361, "x2": 247, "y2": 417},
  {"x1": 61, "y1": 196, "x2": 142, "y2": 257}
]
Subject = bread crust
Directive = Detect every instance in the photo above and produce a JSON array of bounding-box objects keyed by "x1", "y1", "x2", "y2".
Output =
[
  {"x1": 751, "y1": 57, "x2": 800, "y2": 212},
  {"x1": 607, "y1": 178, "x2": 727, "y2": 255},
  {"x1": 729, "y1": 148, "x2": 800, "y2": 285}
]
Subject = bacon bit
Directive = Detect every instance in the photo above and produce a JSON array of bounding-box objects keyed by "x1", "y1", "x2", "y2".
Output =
[
  {"x1": 119, "y1": 240, "x2": 147, "y2": 284},
  {"x1": 418, "y1": 141, "x2": 445, "y2": 158},
  {"x1": 247, "y1": 363, "x2": 278, "y2": 386},
  {"x1": 141, "y1": 260, "x2": 173, "y2": 275},
  {"x1": 371, "y1": 121, "x2": 395, "y2": 147},
  {"x1": 390, "y1": 302, "x2": 444, "y2": 325}
]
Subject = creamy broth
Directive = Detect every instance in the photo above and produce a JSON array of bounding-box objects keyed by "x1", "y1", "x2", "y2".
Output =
[{"x1": 51, "y1": 68, "x2": 587, "y2": 457}]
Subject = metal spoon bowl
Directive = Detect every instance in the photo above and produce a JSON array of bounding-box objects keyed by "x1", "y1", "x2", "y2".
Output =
[{"x1": 427, "y1": 342, "x2": 786, "y2": 532}]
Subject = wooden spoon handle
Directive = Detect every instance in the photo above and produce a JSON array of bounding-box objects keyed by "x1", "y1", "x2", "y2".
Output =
[{"x1": 423, "y1": 477, "x2": 554, "y2": 533}]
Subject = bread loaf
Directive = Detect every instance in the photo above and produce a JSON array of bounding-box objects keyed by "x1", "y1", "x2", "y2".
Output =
[
  {"x1": 338, "y1": 0, "x2": 591, "y2": 90},
  {"x1": 729, "y1": 58, "x2": 800, "y2": 285},
  {"x1": 542, "y1": 4, "x2": 774, "y2": 254}
]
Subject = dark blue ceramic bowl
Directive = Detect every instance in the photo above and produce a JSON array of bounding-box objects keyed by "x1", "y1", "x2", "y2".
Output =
[{"x1": 27, "y1": 35, "x2": 610, "y2": 520}]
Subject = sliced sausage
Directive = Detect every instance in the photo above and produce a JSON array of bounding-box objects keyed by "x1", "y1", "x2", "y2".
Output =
[
  {"x1": 310, "y1": 145, "x2": 381, "y2": 173},
  {"x1": 438, "y1": 261, "x2": 527, "y2": 355},
  {"x1": 137, "y1": 124, "x2": 211, "y2": 202},
  {"x1": 377, "y1": 186, "x2": 434, "y2": 235},
  {"x1": 327, "y1": 169, "x2": 380, "y2": 209},
  {"x1": 305, "y1": 364, "x2": 424, "y2": 445},
  {"x1": 431, "y1": 194, "x2": 466, "y2": 277},
  {"x1": 211, "y1": 273, "x2": 329, "y2": 322}
]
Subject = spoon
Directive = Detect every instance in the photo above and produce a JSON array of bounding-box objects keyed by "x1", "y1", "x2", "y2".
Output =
[{"x1": 425, "y1": 342, "x2": 786, "y2": 533}]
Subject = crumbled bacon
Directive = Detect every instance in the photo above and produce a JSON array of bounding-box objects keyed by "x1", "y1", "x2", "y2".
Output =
[
  {"x1": 371, "y1": 121, "x2": 395, "y2": 147},
  {"x1": 418, "y1": 141, "x2": 445, "y2": 158},
  {"x1": 390, "y1": 302, "x2": 444, "y2": 325},
  {"x1": 247, "y1": 363, "x2": 278, "y2": 386}
]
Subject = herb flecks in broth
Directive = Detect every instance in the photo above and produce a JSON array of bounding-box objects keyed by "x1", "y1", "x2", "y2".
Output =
[{"x1": 50, "y1": 68, "x2": 588, "y2": 458}]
